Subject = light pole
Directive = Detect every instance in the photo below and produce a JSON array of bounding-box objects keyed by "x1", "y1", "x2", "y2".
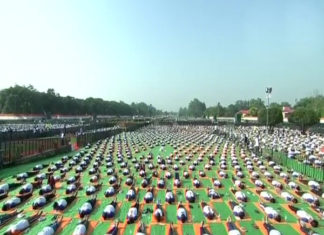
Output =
[{"x1": 265, "y1": 87, "x2": 272, "y2": 134}]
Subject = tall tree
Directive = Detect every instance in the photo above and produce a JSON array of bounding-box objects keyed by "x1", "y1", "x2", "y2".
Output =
[
  {"x1": 258, "y1": 107, "x2": 283, "y2": 128},
  {"x1": 187, "y1": 98, "x2": 206, "y2": 118},
  {"x1": 289, "y1": 107, "x2": 320, "y2": 133}
]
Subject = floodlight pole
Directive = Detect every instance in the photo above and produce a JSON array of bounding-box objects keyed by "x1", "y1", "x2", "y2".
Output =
[{"x1": 265, "y1": 87, "x2": 272, "y2": 135}]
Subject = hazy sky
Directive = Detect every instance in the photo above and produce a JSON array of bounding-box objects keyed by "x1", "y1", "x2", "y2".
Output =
[{"x1": 0, "y1": 1, "x2": 323, "y2": 111}]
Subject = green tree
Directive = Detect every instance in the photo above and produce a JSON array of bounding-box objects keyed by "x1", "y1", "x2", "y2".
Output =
[
  {"x1": 248, "y1": 106, "x2": 258, "y2": 116},
  {"x1": 187, "y1": 98, "x2": 206, "y2": 117},
  {"x1": 289, "y1": 107, "x2": 320, "y2": 133},
  {"x1": 258, "y1": 107, "x2": 283, "y2": 128}
]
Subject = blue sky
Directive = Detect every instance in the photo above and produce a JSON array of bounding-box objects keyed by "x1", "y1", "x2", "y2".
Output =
[{"x1": 0, "y1": 1, "x2": 323, "y2": 111}]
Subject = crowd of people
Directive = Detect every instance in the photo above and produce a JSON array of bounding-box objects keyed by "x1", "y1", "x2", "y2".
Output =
[
  {"x1": 0, "y1": 125, "x2": 323, "y2": 235},
  {"x1": 215, "y1": 125, "x2": 324, "y2": 168}
]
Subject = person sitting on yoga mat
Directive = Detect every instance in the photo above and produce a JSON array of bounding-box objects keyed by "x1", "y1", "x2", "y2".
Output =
[
  {"x1": 67, "y1": 175, "x2": 80, "y2": 184},
  {"x1": 32, "y1": 191, "x2": 55, "y2": 209},
  {"x1": 263, "y1": 217, "x2": 281, "y2": 235},
  {"x1": 102, "y1": 200, "x2": 117, "y2": 219},
  {"x1": 157, "y1": 178, "x2": 165, "y2": 188},
  {"x1": 4, "y1": 211, "x2": 43, "y2": 235},
  {"x1": 213, "y1": 179, "x2": 222, "y2": 187},
  {"x1": 308, "y1": 180, "x2": 320, "y2": 191},
  {"x1": 193, "y1": 178, "x2": 201, "y2": 188},
  {"x1": 53, "y1": 192, "x2": 77, "y2": 211},
  {"x1": 259, "y1": 191, "x2": 275, "y2": 203},
  {"x1": 233, "y1": 179, "x2": 245, "y2": 189},
  {"x1": 0, "y1": 183, "x2": 10, "y2": 199},
  {"x1": 89, "y1": 175, "x2": 99, "y2": 183},
  {"x1": 37, "y1": 215, "x2": 63, "y2": 235},
  {"x1": 201, "y1": 202, "x2": 215, "y2": 220},
  {"x1": 66, "y1": 183, "x2": 79, "y2": 194},
  {"x1": 288, "y1": 181, "x2": 300, "y2": 191},
  {"x1": 185, "y1": 189, "x2": 195, "y2": 203},
  {"x1": 126, "y1": 200, "x2": 140, "y2": 224},
  {"x1": 234, "y1": 190, "x2": 247, "y2": 202},
  {"x1": 109, "y1": 175, "x2": 118, "y2": 185},
  {"x1": 79, "y1": 195, "x2": 97, "y2": 218},
  {"x1": 16, "y1": 173, "x2": 28, "y2": 181},
  {"x1": 226, "y1": 217, "x2": 241, "y2": 235},
  {"x1": 174, "y1": 172, "x2": 181, "y2": 187},
  {"x1": 126, "y1": 187, "x2": 136, "y2": 201},
  {"x1": 0, "y1": 210, "x2": 22, "y2": 228},
  {"x1": 177, "y1": 202, "x2": 187, "y2": 222},
  {"x1": 85, "y1": 185, "x2": 96, "y2": 196},
  {"x1": 39, "y1": 184, "x2": 52, "y2": 195},
  {"x1": 260, "y1": 203, "x2": 281, "y2": 222},
  {"x1": 106, "y1": 221, "x2": 119, "y2": 235},
  {"x1": 125, "y1": 176, "x2": 134, "y2": 186},
  {"x1": 154, "y1": 201, "x2": 164, "y2": 222},
  {"x1": 183, "y1": 171, "x2": 189, "y2": 179},
  {"x1": 141, "y1": 176, "x2": 151, "y2": 188},
  {"x1": 271, "y1": 180, "x2": 283, "y2": 190},
  {"x1": 19, "y1": 183, "x2": 33, "y2": 195},
  {"x1": 302, "y1": 193, "x2": 319, "y2": 206},
  {"x1": 208, "y1": 188, "x2": 220, "y2": 199},
  {"x1": 280, "y1": 191, "x2": 297, "y2": 203},
  {"x1": 72, "y1": 216, "x2": 89, "y2": 235},
  {"x1": 229, "y1": 200, "x2": 245, "y2": 219},
  {"x1": 2, "y1": 193, "x2": 32, "y2": 211},
  {"x1": 144, "y1": 187, "x2": 154, "y2": 203},
  {"x1": 34, "y1": 173, "x2": 46, "y2": 182},
  {"x1": 165, "y1": 189, "x2": 175, "y2": 204},
  {"x1": 288, "y1": 205, "x2": 318, "y2": 227},
  {"x1": 254, "y1": 180, "x2": 265, "y2": 189}
]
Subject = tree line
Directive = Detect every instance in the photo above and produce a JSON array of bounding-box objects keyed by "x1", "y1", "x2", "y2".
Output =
[
  {"x1": 0, "y1": 85, "x2": 164, "y2": 117},
  {"x1": 179, "y1": 96, "x2": 324, "y2": 132}
]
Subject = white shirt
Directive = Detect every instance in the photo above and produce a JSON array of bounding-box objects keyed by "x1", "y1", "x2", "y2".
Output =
[
  {"x1": 302, "y1": 193, "x2": 317, "y2": 202},
  {"x1": 41, "y1": 185, "x2": 52, "y2": 192},
  {"x1": 154, "y1": 208, "x2": 163, "y2": 217},
  {"x1": 269, "y1": 230, "x2": 281, "y2": 235},
  {"x1": 128, "y1": 207, "x2": 138, "y2": 218},
  {"x1": 144, "y1": 192, "x2": 153, "y2": 200},
  {"x1": 260, "y1": 191, "x2": 273, "y2": 200},
  {"x1": 166, "y1": 192, "x2": 174, "y2": 200},
  {"x1": 233, "y1": 205, "x2": 244, "y2": 214},
  {"x1": 57, "y1": 199, "x2": 67, "y2": 207},
  {"x1": 80, "y1": 202, "x2": 92, "y2": 212},
  {"x1": 38, "y1": 227, "x2": 55, "y2": 235},
  {"x1": 203, "y1": 205, "x2": 214, "y2": 215},
  {"x1": 255, "y1": 180, "x2": 263, "y2": 187},
  {"x1": 264, "y1": 207, "x2": 278, "y2": 218},
  {"x1": 308, "y1": 181, "x2": 320, "y2": 189},
  {"x1": 281, "y1": 192, "x2": 293, "y2": 201},
  {"x1": 186, "y1": 190, "x2": 194, "y2": 198},
  {"x1": 104, "y1": 205, "x2": 115, "y2": 214},
  {"x1": 86, "y1": 186, "x2": 96, "y2": 193},
  {"x1": 34, "y1": 196, "x2": 46, "y2": 205},
  {"x1": 127, "y1": 189, "x2": 135, "y2": 198},
  {"x1": 296, "y1": 210, "x2": 313, "y2": 222},
  {"x1": 67, "y1": 184, "x2": 76, "y2": 191},
  {"x1": 0, "y1": 183, "x2": 9, "y2": 192},
  {"x1": 22, "y1": 183, "x2": 33, "y2": 191},
  {"x1": 73, "y1": 224, "x2": 87, "y2": 235},
  {"x1": 228, "y1": 229, "x2": 241, "y2": 235},
  {"x1": 288, "y1": 182, "x2": 297, "y2": 189},
  {"x1": 177, "y1": 208, "x2": 186, "y2": 217},
  {"x1": 10, "y1": 219, "x2": 29, "y2": 232},
  {"x1": 7, "y1": 197, "x2": 21, "y2": 205},
  {"x1": 235, "y1": 191, "x2": 246, "y2": 200}
]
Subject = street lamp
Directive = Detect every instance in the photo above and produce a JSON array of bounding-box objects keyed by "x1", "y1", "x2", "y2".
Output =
[{"x1": 265, "y1": 87, "x2": 272, "y2": 133}]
